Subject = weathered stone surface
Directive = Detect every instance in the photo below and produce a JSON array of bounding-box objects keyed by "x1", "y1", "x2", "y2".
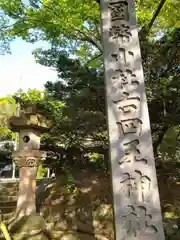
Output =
[
  {"x1": 54, "y1": 220, "x2": 69, "y2": 231},
  {"x1": 15, "y1": 167, "x2": 37, "y2": 216},
  {"x1": 1, "y1": 171, "x2": 180, "y2": 238},
  {"x1": 9, "y1": 103, "x2": 48, "y2": 218},
  {"x1": 0, "y1": 181, "x2": 18, "y2": 222},
  {"x1": 12, "y1": 150, "x2": 46, "y2": 167},
  {"x1": 9, "y1": 103, "x2": 52, "y2": 133},
  {"x1": 9, "y1": 114, "x2": 52, "y2": 132},
  {"x1": 10, "y1": 215, "x2": 49, "y2": 240},
  {"x1": 39, "y1": 172, "x2": 114, "y2": 240},
  {"x1": 60, "y1": 233, "x2": 79, "y2": 240},
  {"x1": 100, "y1": 0, "x2": 165, "y2": 239}
]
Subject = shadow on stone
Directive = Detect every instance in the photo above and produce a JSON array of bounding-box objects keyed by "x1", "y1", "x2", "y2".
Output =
[
  {"x1": 8, "y1": 215, "x2": 52, "y2": 240},
  {"x1": 39, "y1": 170, "x2": 114, "y2": 239}
]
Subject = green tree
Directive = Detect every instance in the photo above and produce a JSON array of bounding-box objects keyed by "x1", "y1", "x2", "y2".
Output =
[
  {"x1": 0, "y1": 0, "x2": 180, "y2": 56},
  {"x1": 32, "y1": 28, "x2": 180, "y2": 171},
  {"x1": 0, "y1": 96, "x2": 16, "y2": 140},
  {"x1": 0, "y1": 10, "x2": 12, "y2": 54},
  {"x1": 1, "y1": 0, "x2": 180, "y2": 172}
]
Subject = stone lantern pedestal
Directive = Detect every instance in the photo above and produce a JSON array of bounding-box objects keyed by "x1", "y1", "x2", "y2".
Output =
[
  {"x1": 12, "y1": 150, "x2": 46, "y2": 217},
  {"x1": 9, "y1": 104, "x2": 52, "y2": 220}
]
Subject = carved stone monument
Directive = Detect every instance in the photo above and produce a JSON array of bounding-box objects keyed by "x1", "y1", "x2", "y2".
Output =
[
  {"x1": 100, "y1": 0, "x2": 165, "y2": 239},
  {"x1": 9, "y1": 104, "x2": 51, "y2": 217}
]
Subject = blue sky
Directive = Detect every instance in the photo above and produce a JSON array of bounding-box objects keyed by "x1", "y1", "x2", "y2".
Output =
[{"x1": 0, "y1": 38, "x2": 58, "y2": 97}]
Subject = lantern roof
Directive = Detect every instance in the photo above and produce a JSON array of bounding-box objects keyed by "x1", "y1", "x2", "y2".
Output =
[{"x1": 9, "y1": 104, "x2": 52, "y2": 133}]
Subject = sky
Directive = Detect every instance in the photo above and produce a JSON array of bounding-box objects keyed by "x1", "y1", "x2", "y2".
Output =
[{"x1": 0, "y1": 39, "x2": 58, "y2": 97}]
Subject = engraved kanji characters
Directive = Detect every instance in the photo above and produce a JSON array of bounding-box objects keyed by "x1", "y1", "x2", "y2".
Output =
[
  {"x1": 114, "y1": 92, "x2": 140, "y2": 102},
  {"x1": 119, "y1": 139, "x2": 147, "y2": 166},
  {"x1": 108, "y1": 1, "x2": 128, "y2": 21},
  {"x1": 109, "y1": 24, "x2": 132, "y2": 43},
  {"x1": 113, "y1": 93, "x2": 140, "y2": 115},
  {"x1": 120, "y1": 171, "x2": 151, "y2": 201},
  {"x1": 121, "y1": 205, "x2": 158, "y2": 237},
  {"x1": 120, "y1": 172, "x2": 136, "y2": 197},
  {"x1": 112, "y1": 69, "x2": 139, "y2": 89},
  {"x1": 100, "y1": 0, "x2": 165, "y2": 237},
  {"x1": 115, "y1": 102, "x2": 137, "y2": 115},
  {"x1": 111, "y1": 49, "x2": 134, "y2": 65},
  {"x1": 117, "y1": 118, "x2": 142, "y2": 135}
]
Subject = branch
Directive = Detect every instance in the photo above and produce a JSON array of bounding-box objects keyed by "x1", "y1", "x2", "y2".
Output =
[
  {"x1": 82, "y1": 36, "x2": 103, "y2": 52},
  {"x1": 72, "y1": 26, "x2": 102, "y2": 52},
  {"x1": 147, "y1": 0, "x2": 167, "y2": 32},
  {"x1": 85, "y1": 53, "x2": 102, "y2": 67},
  {"x1": 95, "y1": 23, "x2": 101, "y2": 40},
  {"x1": 140, "y1": 0, "x2": 167, "y2": 38},
  {"x1": 153, "y1": 125, "x2": 169, "y2": 157},
  {"x1": 0, "y1": 16, "x2": 54, "y2": 33},
  {"x1": 39, "y1": 0, "x2": 103, "y2": 52}
]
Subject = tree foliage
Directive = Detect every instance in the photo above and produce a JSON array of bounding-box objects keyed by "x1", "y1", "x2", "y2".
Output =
[
  {"x1": 33, "y1": 28, "x2": 180, "y2": 171},
  {"x1": 0, "y1": 1, "x2": 180, "y2": 173},
  {"x1": 0, "y1": 9, "x2": 12, "y2": 54},
  {"x1": 0, "y1": 0, "x2": 180, "y2": 55},
  {"x1": 0, "y1": 96, "x2": 16, "y2": 140},
  {"x1": 1, "y1": 2, "x2": 180, "y2": 236}
]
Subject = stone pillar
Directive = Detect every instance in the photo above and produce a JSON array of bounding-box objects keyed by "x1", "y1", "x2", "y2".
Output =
[
  {"x1": 100, "y1": 0, "x2": 165, "y2": 239},
  {"x1": 9, "y1": 103, "x2": 52, "y2": 218},
  {"x1": 13, "y1": 150, "x2": 46, "y2": 217}
]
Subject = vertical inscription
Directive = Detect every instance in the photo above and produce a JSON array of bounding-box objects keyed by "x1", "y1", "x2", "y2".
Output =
[
  {"x1": 119, "y1": 140, "x2": 147, "y2": 166},
  {"x1": 121, "y1": 205, "x2": 158, "y2": 237},
  {"x1": 113, "y1": 93, "x2": 140, "y2": 115},
  {"x1": 109, "y1": 24, "x2": 132, "y2": 43},
  {"x1": 120, "y1": 171, "x2": 151, "y2": 201},
  {"x1": 100, "y1": 0, "x2": 165, "y2": 239},
  {"x1": 111, "y1": 49, "x2": 134, "y2": 66},
  {"x1": 112, "y1": 69, "x2": 139, "y2": 89},
  {"x1": 108, "y1": 1, "x2": 129, "y2": 21}
]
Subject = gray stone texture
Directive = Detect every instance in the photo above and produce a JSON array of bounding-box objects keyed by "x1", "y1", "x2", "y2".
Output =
[
  {"x1": 100, "y1": 0, "x2": 165, "y2": 239},
  {"x1": 9, "y1": 104, "x2": 51, "y2": 218}
]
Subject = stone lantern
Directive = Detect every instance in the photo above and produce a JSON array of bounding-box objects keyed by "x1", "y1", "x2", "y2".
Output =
[{"x1": 9, "y1": 104, "x2": 52, "y2": 217}]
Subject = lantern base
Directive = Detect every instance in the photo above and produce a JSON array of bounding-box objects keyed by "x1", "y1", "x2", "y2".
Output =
[{"x1": 8, "y1": 214, "x2": 51, "y2": 240}]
